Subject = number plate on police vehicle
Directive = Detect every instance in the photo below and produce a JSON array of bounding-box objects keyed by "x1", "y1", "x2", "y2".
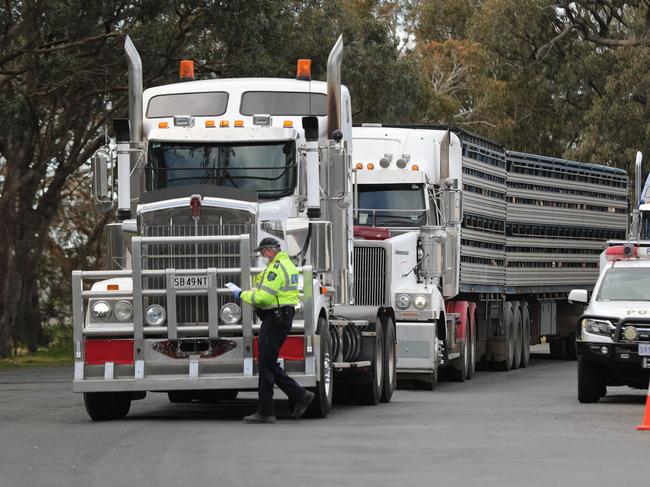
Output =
[
  {"x1": 639, "y1": 343, "x2": 650, "y2": 356},
  {"x1": 173, "y1": 275, "x2": 209, "y2": 289}
]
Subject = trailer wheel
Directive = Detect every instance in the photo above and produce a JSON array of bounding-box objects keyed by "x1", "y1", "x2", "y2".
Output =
[
  {"x1": 356, "y1": 321, "x2": 384, "y2": 405},
  {"x1": 578, "y1": 356, "x2": 602, "y2": 403},
  {"x1": 498, "y1": 303, "x2": 514, "y2": 371},
  {"x1": 512, "y1": 303, "x2": 523, "y2": 370},
  {"x1": 380, "y1": 316, "x2": 396, "y2": 403},
  {"x1": 305, "y1": 316, "x2": 333, "y2": 418},
  {"x1": 519, "y1": 303, "x2": 531, "y2": 368},
  {"x1": 83, "y1": 392, "x2": 131, "y2": 421}
]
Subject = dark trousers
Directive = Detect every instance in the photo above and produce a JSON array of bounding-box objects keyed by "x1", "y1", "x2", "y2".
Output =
[{"x1": 257, "y1": 307, "x2": 306, "y2": 416}]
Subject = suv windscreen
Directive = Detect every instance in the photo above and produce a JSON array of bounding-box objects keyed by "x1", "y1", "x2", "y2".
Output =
[
  {"x1": 597, "y1": 267, "x2": 650, "y2": 301},
  {"x1": 146, "y1": 141, "x2": 296, "y2": 199},
  {"x1": 356, "y1": 184, "x2": 426, "y2": 227}
]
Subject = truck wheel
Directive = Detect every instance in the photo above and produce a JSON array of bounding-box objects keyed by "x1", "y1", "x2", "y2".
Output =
[
  {"x1": 578, "y1": 356, "x2": 602, "y2": 403},
  {"x1": 519, "y1": 303, "x2": 531, "y2": 368},
  {"x1": 512, "y1": 303, "x2": 522, "y2": 370},
  {"x1": 380, "y1": 317, "x2": 396, "y2": 403},
  {"x1": 466, "y1": 312, "x2": 476, "y2": 380},
  {"x1": 453, "y1": 332, "x2": 468, "y2": 382},
  {"x1": 356, "y1": 321, "x2": 384, "y2": 405},
  {"x1": 84, "y1": 392, "x2": 131, "y2": 421},
  {"x1": 305, "y1": 316, "x2": 333, "y2": 418},
  {"x1": 498, "y1": 303, "x2": 515, "y2": 371}
]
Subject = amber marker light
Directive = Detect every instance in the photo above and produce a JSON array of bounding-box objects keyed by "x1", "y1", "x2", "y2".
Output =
[
  {"x1": 355, "y1": 163, "x2": 363, "y2": 170},
  {"x1": 234, "y1": 120, "x2": 244, "y2": 127},
  {"x1": 158, "y1": 122, "x2": 169, "y2": 129},
  {"x1": 296, "y1": 59, "x2": 312, "y2": 81},
  {"x1": 283, "y1": 120, "x2": 293, "y2": 128},
  {"x1": 205, "y1": 120, "x2": 216, "y2": 128},
  {"x1": 412, "y1": 165, "x2": 419, "y2": 171},
  {"x1": 179, "y1": 60, "x2": 195, "y2": 81},
  {"x1": 367, "y1": 163, "x2": 375, "y2": 170},
  {"x1": 107, "y1": 284, "x2": 120, "y2": 291},
  {"x1": 220, "y1": 120, "x2": 229, "y2": 127}
]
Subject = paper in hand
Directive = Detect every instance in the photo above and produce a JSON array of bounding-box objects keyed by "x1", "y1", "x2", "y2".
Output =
[{"x1": 225, "y1": 282, "x2": 242, "y2": 292}]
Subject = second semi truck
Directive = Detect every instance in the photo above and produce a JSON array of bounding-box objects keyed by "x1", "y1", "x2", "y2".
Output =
[{"x1": 352, "y1": 125, "x2": 628, "y2": 387}]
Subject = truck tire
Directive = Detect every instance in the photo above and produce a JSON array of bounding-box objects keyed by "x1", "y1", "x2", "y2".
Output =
[
  {"x1": 305, "y1": 316, "x2": 333, "y2": 418},
  {"x1": 497, "y1": 303, "x2": 515, "y2": 371},
  {"x1": 520, "y1": 303, "x2": 531, "y2": 368},
  {"x1": 356, "y1": 321, "x2": 384, "y2": 405},
  {"x1": 453, "y1": 332, "x2": 468, "y2": 382},
  {"x1": 466, "y1": 311, "x2": 476, "y2": 380},
  {"x1": 578, "y1": 356, "x2": 602, "y2": 403},
  {"x1": 84, "y1": 392, "x2": 131, "y2": 421},
  {"x1": 380, "y1": 317, "x2": 396, "y2": 403},
  {"x1": 512, "y1": 303, "x2": 523, "y2": 370}
]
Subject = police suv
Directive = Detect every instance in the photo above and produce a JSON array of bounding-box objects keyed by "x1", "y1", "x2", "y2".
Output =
[{"x1": 569, "y1": 244, "x2": 650, "y2": 403}]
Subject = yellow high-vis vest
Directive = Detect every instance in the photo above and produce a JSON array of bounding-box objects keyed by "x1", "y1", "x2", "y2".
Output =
[{"x1": 240, "y1": 251, "x2": 300, "y2": 309}]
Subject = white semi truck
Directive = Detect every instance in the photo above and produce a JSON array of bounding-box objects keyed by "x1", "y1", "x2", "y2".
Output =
[
  {"x1": 351, "y1": 125, "x2": 628, "y2": 387},
  {"x1": 72, "y1": 36, "x2": 403, "y2": 420}
]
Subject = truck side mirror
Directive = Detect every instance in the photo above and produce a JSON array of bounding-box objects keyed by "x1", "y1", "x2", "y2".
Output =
[
  {"x1": 568, "y1": 289, "x2": 588, "y2": 304},
  {"x1": 91, "y1": 149, "x2": 115, "y2": 213}
]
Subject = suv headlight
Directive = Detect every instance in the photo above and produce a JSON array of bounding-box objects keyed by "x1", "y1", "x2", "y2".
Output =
[
  {"x1": 396, "y1": 294, "x2": 411, "y2": 309},
  {"x1": 581, "y1": 318, "x2": 613, "y2": 336},
  {"x1": 413, "y1": 294, "x2": 428, "y2": 309}
]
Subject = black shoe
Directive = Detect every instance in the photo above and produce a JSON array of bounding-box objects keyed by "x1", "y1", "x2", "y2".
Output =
[
  {"x1": 292, "y1": 391, "x2": 315, "y2": 420},
  {"x1": 243, "y1": 412, "x2": 277, "y2": 424}
]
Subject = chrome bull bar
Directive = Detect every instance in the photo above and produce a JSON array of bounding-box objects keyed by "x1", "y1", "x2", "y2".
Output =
[{"x1": 72, "y1": 233, "x2": 316, "y2": 387}]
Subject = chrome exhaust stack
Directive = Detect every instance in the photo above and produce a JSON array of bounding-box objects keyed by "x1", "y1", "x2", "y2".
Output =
[
  {"x1": 321, "y1": 35, "x2": 352, "y2": 305},
  {"x1": 124, "y1": 35, "x2": 144, "y2": 213}
]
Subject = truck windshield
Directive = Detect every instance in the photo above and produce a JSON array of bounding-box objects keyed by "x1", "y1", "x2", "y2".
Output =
[
  {"x1": 356, "y1": 184, "x2": 426, "y2": 227},
  {"x1": 146, "y1": 141, "x2": 296, "y2": 199},
  {"x1": 597, "y1": 267, "x2": 650, "y2": 301}
]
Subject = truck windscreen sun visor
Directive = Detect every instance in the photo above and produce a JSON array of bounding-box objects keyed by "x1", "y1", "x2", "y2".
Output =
[
  {"x1": 240, "y1": 91, "x2": 327, "y2": 116},
  {"x1": 146, "y1": 141, "x2": 296, "y2": 199},
  {"x1": 146, "y1": 92, "x2": 229, "y2": 118}
]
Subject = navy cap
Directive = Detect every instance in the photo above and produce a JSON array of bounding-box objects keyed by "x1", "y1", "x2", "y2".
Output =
[{"x1": 254, "y1": 237, "x2": 281, "y2": 252}]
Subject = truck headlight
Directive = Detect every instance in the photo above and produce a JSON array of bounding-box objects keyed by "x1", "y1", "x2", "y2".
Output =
[
  {"x1": 114, "y1": 300, "x2": 134, "y2": 322},
  {"x1": 220, "y1": 303, "x2": 241, "y2": 325},
  {"x1": 413, "y1": 294, "x2": 428, "y2": 309},
  {"x1": 145, "y1": 304, "x2": 166, "y2": 326},
  {"x1": 396, "y1": 294, "x2": 411, "y2": 309},
  {"x1": 91, "y1": 301, "x2": 112, "y2": 321},
  {"x1": 581, "y1": 318, "x2": 613, "y2": 336}
]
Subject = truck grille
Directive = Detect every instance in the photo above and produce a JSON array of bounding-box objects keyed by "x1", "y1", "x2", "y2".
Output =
[
  {"x1": 353, "y1": 246, "x2": 387, "y2": 306},
  {"x1": 142, "y1": 223, "x2": 249, "y2": 325}
]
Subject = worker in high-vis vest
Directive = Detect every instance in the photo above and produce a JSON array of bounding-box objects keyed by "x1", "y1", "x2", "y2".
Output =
[{"x1": 233, "y1": 237, "x2": 314, "y2": 423}]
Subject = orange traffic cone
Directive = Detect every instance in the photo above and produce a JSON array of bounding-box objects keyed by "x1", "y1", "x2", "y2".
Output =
[{"x1": 637, "y1": 387, "x2": 650, "y2": 431}]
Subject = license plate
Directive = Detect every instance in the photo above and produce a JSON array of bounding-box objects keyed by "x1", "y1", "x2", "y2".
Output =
[
  {"x1": 173, "y1": 275, "x2": 209, "y2": 289},
  {"x1": 639, "y1": 343, "x2": 650, "y2": 356}
]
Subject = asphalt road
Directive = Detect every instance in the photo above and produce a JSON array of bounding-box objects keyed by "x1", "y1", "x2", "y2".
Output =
[{"x1": 1, "y1": 352, "x2": 647, "y2": 487}]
